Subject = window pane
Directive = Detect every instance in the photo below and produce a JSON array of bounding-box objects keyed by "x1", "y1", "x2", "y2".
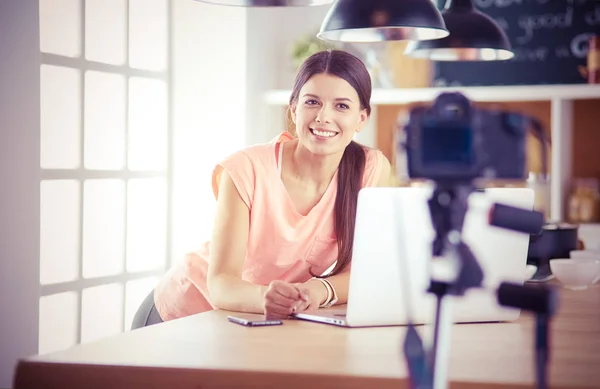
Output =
[
  {"x1": 84, "y1": 71, "x2": 126, "y2": 170},
  {"x1": 126, "y1": 178, "x2": 167, "y2": 272},
  {"x1": 40, "y1": 180, "x2": 80, "y2": 285},
  {"x1": 125, "y1": 277, "x2": 160, "y2": 331},
  {"x1": 129, "y1": 0, "x2": 168, "y2": 71},
  {"x1": 81, "y1": 283, "x2": 124, "y2": 344},
  {"x1": 39, "y1": 0, "x2": 81, "y2": 57},
  {"x1": 85, "y1": 0, "x2": 127, "y2": 65},
  {"x1": 40, "y1": 65, "x2": 81, "y2": 169},
  {"x1": 82, "y1": 180, "x2": 126, "y2": 278},
  {"x1": 128, "y1": 77, "x2": 168, "y2": 171},
  {"x1": 39, "y1": 292, "x2": 78, "y2": 355}
]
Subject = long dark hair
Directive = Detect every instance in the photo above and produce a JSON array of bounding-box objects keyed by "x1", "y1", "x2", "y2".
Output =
[{"x1": 288, "y1": 50, "x2": 372, "y2": 277}]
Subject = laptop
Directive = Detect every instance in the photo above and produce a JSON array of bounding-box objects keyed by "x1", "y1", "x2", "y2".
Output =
[{"x1": 292, "y1": 186, "x2": 535, "y2": 327}]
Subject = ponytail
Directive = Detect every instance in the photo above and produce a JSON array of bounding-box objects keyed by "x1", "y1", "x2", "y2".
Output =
[{"x1": 313, "y1": 141, "x2": 365, "y2": 277}]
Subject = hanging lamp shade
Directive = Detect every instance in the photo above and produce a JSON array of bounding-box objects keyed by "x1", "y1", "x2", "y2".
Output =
[
  {"x1": 194, "y1": 0, "x2": 334, "y2": 6},
  {"x1": 405, "y1": 0, "x2": 514, "y2": 61},
  {"x1": 317, "y1": 0, "x2": 449, "y2": 43}
]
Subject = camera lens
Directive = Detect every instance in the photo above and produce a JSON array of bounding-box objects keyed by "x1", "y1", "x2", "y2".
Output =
[{"x1": 443, "y1": 104, "x2": 462, "y2": 118}]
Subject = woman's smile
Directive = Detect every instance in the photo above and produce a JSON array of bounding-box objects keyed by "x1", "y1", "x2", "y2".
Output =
[{"x1": 309, "y1": 127, "x2": 340, "y2": 140}]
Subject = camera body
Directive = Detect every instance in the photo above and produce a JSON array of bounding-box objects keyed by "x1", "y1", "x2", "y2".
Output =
[{"x1": 400, "y1": 92, "x2": 529, "y2": 183}]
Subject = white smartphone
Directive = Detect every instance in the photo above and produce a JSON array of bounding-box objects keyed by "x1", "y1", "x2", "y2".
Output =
[{"x1": 227, "y1": 314, "x2": 283, "y2": 327}]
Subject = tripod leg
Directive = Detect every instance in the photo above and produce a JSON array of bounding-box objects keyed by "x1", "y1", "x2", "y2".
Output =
[
  {"x1": 429, "y1": 293, "x2": 454, "y2": 389},
  {"x1": 403, "y1": 323, "x2": 429, "y2": 389},
  {"x1": 536, "y1": 314, "x2": 549, "y2": 389}
]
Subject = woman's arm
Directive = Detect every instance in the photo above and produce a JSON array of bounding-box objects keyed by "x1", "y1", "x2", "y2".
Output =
[
  {"x1": 207, "y1": 170, "x2": 305, "y2": 318},
  {"x1": 206, "y1": 170, "x2": 265, "y2": 313}
]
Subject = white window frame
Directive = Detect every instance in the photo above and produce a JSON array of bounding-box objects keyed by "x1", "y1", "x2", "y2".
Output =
[{"x1": 38, "y1": 0, "x2": 173, "y2": 341}]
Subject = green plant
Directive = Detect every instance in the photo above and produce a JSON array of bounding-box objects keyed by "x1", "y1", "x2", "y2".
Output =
[{"x1": 290, "y1": 33, "x2": 337, "y2": 69}]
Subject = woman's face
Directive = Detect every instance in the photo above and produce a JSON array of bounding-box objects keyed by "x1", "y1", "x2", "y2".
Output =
[{"x1": 291, "y1": 73, "x2": 368, "y2": 156}]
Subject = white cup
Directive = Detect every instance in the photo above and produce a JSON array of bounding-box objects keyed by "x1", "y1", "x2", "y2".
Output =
[{"x1": 550, "y1": 258, "x2": 600, "y2": 290}]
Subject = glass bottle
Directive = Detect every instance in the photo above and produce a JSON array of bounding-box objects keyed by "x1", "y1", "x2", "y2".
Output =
[
  {"x1": 568, "y1": 178, "x2": 600, "y2": 223},
  {"x1": 588, "y1": 36, "x2": 600, "y2": 84},
  {"x1": 527, "y1": 172, "x2": 550, "y2": 220}
]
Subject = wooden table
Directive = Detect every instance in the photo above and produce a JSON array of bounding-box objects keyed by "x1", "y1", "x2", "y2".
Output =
[{"x1": 14, "y1": 283, "x2": 600, "y2": 389}]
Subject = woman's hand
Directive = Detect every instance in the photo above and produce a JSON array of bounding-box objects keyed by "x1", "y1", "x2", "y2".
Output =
[
  {"x1": 292, "y1": 279, "x2": 329, "y2": 313},
  {"x1": 263, "y1": 280, "x2": 308, "y2": 320},
  {"x1": 263, "y1": 279, "x2": 329, "y2": 319}
]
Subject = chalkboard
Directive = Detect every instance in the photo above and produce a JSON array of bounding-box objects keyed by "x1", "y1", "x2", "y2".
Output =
[{"x1": 433, "y1": 0, "x2": 600, "y2": 86}]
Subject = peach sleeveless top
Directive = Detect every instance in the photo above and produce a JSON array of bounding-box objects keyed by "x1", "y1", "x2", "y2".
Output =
[{"x1": 154, "y1": 131, "x2": 385, "y2": 321}]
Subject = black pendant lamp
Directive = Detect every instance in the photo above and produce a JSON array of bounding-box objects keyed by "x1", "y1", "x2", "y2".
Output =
[
  {"x1": 194, "y1": 0, "x2": 333, "y2": 6},
  {"x1": 317, "y1": 0, "x2": 449, "y2": 43},
  {"x1": 405, "y1": 0, "x2": 514, "y2": 61}
]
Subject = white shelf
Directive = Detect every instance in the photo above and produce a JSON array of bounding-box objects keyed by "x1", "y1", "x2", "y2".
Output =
[{"x1": 265, "y1": 84, "x2": 600, "y2": 106}]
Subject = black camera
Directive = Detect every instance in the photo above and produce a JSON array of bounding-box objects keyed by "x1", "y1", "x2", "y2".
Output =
[{"x1": 400, "y1": 92, "x2": 538, "y2": 183}]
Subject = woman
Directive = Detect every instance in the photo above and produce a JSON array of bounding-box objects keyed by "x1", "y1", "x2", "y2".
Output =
[{"x1": 131, "y1": 49, "x2": 391, "y2": 329}]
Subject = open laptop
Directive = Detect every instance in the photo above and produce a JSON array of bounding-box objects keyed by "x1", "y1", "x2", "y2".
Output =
[{"x1": 292, "y1": 186, "x2": 535, "y2": 327}]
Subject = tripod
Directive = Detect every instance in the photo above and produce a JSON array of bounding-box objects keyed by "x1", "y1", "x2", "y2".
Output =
[{"x1": 402, "y1": 183, "x2": 558, "y2": 389}]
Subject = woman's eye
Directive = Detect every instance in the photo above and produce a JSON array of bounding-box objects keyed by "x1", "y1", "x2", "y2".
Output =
[
  {"x1": 305, "y1": 99, "x2": 318, "y2": 105},
  {"x1": 338, "y1": 103, "x2": 349, "y2": 109}
]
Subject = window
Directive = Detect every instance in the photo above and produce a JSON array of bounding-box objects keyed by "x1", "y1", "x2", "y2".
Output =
[{"x1": 38, "y1": 0, "x2": 171, "y2": 354}]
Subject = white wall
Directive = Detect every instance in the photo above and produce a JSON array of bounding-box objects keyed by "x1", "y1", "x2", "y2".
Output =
[
  {"x1": 271, "y1": 5, "x2": 332, "y2": 90},
  {"x1": 244, "y1": 4, "x2": 332, "y2": 145},
  {"x1": 0, "y1": 1, "x2": 41, "y2": 387},
  {"x1": 244, "y1": 7, "x2": 282, "y2": 145},
  {"x1": 170, "y1": 0, "x2": 248, "y2": 265}
]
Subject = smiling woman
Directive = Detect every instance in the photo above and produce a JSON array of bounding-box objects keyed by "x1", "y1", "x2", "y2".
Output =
[
  {"x1": 285, "y1": 51, "x2": 374, "y2": 278},
  {"x1": 132, "y1": 50, "x2": 392, "y2": 329}
]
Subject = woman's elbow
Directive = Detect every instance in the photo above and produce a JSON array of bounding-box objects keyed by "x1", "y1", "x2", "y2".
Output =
[
  {"x1": 206, "y1": 274, "x2": 227, "y2": 309},
  {"x1": 210, "y1": 296, "x2": 229, "y2": 311}
]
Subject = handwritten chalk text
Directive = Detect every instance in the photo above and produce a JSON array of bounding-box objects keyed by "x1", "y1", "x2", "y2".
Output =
[{"x1": 516, "y1": 7, "x2": 573, "y2": 44}]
